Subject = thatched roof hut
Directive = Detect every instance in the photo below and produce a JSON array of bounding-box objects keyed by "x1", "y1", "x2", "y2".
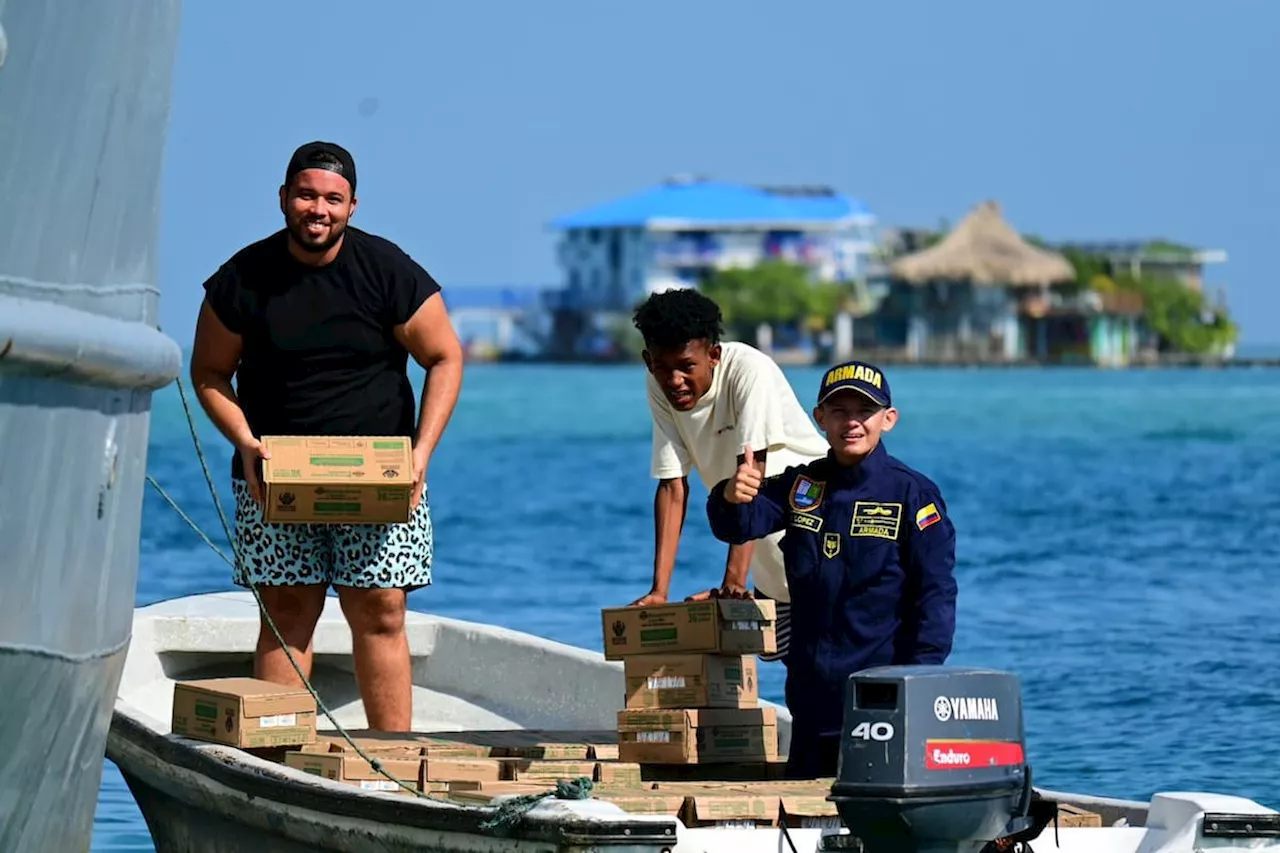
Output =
[{"x1": 890, "y1": 200, "x2": 1076, "y2": 287}]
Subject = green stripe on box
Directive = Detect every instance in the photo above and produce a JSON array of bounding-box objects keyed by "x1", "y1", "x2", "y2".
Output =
[
  {"x1": 315, "y1": 502, "x2": 361, "y2": 513},
  {"x1": 309, "y1": 456, "x2": 363, "y2": 466}
]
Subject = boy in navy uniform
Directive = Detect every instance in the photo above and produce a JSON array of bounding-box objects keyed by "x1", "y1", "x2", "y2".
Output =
[{"x1": 706, "y1": 360, "x2": 958, "y2": 779}]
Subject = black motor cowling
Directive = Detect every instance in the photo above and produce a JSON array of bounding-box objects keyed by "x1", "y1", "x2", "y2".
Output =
[{"x1": 826, "y1": 665, "x2": 1052, "y2": 853}]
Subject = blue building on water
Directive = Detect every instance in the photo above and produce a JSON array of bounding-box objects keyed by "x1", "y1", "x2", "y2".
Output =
[{"x1": 541, "y1": 175, "x2": 878, "y2": 358}]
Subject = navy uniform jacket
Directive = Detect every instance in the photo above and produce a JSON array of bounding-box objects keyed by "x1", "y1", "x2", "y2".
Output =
[{"x1": 706, "y1": 441, "x2": 958, "y2": 738}]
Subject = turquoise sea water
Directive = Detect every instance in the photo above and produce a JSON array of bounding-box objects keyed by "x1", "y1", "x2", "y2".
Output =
[{"x1": 91, "y1": 362, "x2": 1280, "y2": 849}]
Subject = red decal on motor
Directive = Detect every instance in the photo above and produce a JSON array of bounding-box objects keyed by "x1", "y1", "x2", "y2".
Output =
[{"x1": 925, "y1": 740, "x2": 1024, "y2": 770}]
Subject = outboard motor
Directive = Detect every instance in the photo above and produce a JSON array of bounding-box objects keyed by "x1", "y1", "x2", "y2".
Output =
[{"x1": 826, "y1": 665, "x2": 1054, "y2": 853}]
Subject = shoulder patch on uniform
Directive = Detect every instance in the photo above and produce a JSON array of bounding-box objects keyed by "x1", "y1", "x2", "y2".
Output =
[
  {"x1": 916, "y1": 502, "x2": 942, "y2": 531},
  {"x1": 788, "y1": 476, "x2": 825, "y2": 513}
]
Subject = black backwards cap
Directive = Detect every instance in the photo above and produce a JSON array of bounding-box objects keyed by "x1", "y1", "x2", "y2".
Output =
[
  {"x1": 816, "y1": 360, "x2": 891, "y2": 407},
  {"x1": 285, "y1": 141, "x2": 357, "y2": 194}
]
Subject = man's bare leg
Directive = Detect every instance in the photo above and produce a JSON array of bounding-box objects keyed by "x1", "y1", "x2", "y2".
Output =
[
  {"x1": 254, "y1": 584, "x2": 329, "y2": 686},
  {"x1": 336, "y1": 586, "x2": 411, "y2": 730}
]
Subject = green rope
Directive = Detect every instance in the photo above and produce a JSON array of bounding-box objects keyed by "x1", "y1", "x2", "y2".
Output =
[
  {"x1": 150, "y1": 354, "x2": 606, "y2": 833},
  {"x1": 478, "y1": 776, "x2": 595, "y2": 835},
  {"x1": 144, "y1": 372, "x2": 425, "y2": 798}
]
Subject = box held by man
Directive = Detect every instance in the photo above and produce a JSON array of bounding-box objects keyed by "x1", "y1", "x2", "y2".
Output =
[{"x1": 260, "y1": 435, "x2": 414, "y2": 524}]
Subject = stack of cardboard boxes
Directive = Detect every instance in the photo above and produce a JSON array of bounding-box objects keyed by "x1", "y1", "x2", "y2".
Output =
[
  {"x1": 170, "y1": 677, "x2": 628, "y2": 796},
  {"x1": 600, "y1": 598, "x2": 781, "y2": 768},
  {"x1": 166, "y1": 670, "x2": 1101, "y2": 831}
]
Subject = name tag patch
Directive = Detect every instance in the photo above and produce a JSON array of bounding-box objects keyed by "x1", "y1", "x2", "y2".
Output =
[
  {"x1": 789, "y1": 511, "x2": 823, "y2": 533},
  {"x1": 850, "y1": 502, "x2": 902, "y2": 540}
]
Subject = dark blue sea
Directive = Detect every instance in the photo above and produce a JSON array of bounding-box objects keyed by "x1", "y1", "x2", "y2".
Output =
[{"x1": 92, "y1": 362, "x2": 1280, "y2": 850}]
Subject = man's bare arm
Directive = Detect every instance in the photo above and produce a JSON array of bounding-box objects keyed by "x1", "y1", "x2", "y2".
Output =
[
  {"x1": 393, "y1": 292, "x2": 464, "y2": 509},
  {"x1": 393, "y1": 293, "x2": 464, "y2": 460},
  {"x1": 633, "y1": 477, "x2": 688, "y2": 605},
  {"x1": 189, "y1": 300, "x2": 254, "y2": 448},
  {"x1": 190, "y1": 299, "x2": 273, "y2": 502}
]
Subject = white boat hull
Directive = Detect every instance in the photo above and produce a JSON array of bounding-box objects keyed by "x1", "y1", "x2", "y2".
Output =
[{"x1": 108, "y1": 593, "x2": 1280, "y2": 852}]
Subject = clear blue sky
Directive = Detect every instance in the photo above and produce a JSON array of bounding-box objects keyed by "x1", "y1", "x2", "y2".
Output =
[{"x1": 156, "y1": 0, "x2": 1278, "y2": 346}]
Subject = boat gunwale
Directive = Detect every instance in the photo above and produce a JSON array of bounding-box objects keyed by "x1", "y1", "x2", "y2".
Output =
[{"x1": 108, "y1": 702, "x2": 682, "y2": 847}]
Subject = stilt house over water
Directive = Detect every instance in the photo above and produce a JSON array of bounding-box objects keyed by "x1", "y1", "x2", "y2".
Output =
[{"x1": 871, "y1": 201, "x2": 1146, "y2": 366}]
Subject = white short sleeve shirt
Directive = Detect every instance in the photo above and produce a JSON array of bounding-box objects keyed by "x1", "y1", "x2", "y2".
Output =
[{"x1": 646, "y1": 341, "x2": 830, "y2": 602}]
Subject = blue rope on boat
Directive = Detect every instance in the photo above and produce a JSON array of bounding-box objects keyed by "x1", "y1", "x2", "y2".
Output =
[{"x1": 478, "y1": 776, "x2": 595, "y2": 835}]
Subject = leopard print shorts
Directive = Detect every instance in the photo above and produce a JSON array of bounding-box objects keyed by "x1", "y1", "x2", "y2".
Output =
[{"x1": 230, "y1": 479, "x2": 433, "y2": 591}]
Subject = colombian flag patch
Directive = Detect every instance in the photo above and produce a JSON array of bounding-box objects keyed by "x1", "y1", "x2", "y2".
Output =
[{"x1": 915, "y1": 502, "x2": 941, "y2": 531}]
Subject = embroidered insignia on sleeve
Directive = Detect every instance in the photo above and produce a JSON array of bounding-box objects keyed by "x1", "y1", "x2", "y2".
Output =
[{"x1": 789, "y1": 477, "x2": 825, "y2": 513}]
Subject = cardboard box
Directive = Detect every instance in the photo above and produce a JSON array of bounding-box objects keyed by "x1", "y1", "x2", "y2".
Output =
[
  {"x1": 447, "y1": 782, "x2": 559, "y2": 805},
  {"x1": 261, "y1": 436, "x2": 414, "y2": 524},
  {"x1": 727, "y1": 783, "x2": 842, "y2": 830},
  {"x1": 593, "y1": 782, "x2": 782, "y2": 826},
  {"x1": 171, "y1": 678, "x2": 316, "y2": 749},
  {"x1": 300, "y1": 732, "x2": 425, "y2": 758},
  {"x1": 654, "y1": 780, "x2": 840, "y2": 830},
  {"x1": 1055, "y1": 803, "x2": 1103, "y2": 828},
  {"x1": 417, "y1": 729, "x2": 618, "y2": 760},
  {"x1": 591, "y1": 789, "x2": 688, "y2": 817},
  {"x1": 502, "y1": 759, "x2": 598, "y2": 783},
  {"x1": 284, "y1": 748, "x2": 421, "y2": 795},
  {"x1": 778, "y1": 793, "x2": 844, "y2": 831},
  {"x1": 494, "y1": 758, "x2": 643, "y2": 787},
  {"x1": 592, "y1": 743, "x2": 620, "y2": 761},
  {"x1": 595, "y1": 761, "x2": 643, "y2": 787},
  {"x1": 602, "y1": 600, "x2": 777, "y2": 660},
  {"x1": 419, "y1": 756, "x2": 506, "y2": 785},
  {"x1": 638, "y1": 760, "x2": 789, "y2": 783},
  {"x1": 711, "y1": 780, "x2": 846, "y2": 831},
  {"x1": 624, "y1": 654, "x2": 758, "y2": 709},
  {"x1": 681, "y1": 787, "x2": 779, "y2": 828},
  {"x1": 305, "y1": 730, "x2": 489, "y2": 758},
  {"x1": 617, "y1": 708, "x2": 778, "y2": 764}
]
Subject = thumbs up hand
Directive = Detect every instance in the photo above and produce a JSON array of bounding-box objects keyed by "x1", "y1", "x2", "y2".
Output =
[{"x1": 723, "y1": 445, "x2": 763, "y2": 504}]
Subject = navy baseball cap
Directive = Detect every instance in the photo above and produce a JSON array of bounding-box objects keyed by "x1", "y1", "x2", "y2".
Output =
[
  {"x1": 285, "y1": 141, "x2": 357, "y2": 194},
  {"x1": 816, "y1": 360, "x2": 891, "y2": 407}
]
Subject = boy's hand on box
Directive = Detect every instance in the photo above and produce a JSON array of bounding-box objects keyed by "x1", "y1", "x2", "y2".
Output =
[{"x1": 686, "y1": 585, "x2": 751, "y2": 602}]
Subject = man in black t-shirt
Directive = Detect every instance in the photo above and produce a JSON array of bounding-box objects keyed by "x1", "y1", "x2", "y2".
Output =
[{"x1": 189, "y1": 141, "x2": 463, "y2": 731}]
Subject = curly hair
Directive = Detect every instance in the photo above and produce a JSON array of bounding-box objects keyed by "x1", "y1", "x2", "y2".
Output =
[{"x1": 632, "y1": 288, "x2": 724, "y2": 350}]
